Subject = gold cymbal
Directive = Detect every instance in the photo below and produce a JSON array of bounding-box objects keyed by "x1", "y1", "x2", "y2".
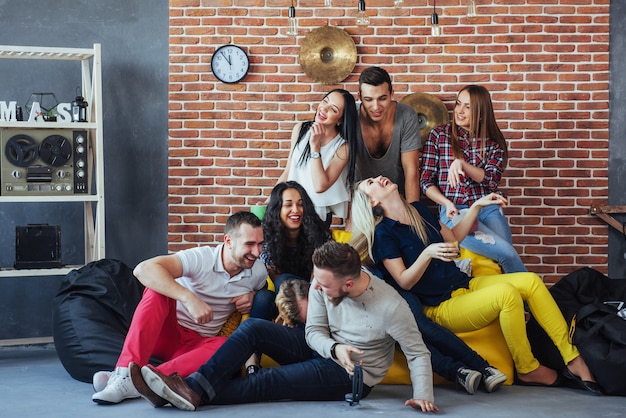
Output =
[
  {"x1": 400, "y1": 92, "x2": 450, "y2": 147},
  {"x1": 299, "y1": 26, "x2": 357, "y2": 85}
]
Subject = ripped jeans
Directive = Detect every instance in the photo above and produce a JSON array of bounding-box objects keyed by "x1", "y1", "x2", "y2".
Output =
[{"x1": 439, "y1": 204, "x2": 527, "y2": 273}]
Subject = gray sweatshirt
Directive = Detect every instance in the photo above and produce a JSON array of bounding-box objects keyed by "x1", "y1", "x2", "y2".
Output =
[{"x1": 305, "y1": 269, "x2": 434, "y2": 403}]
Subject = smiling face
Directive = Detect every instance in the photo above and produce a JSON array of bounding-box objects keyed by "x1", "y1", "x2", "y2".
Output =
[
  {"x1": 224, "y1": 223, "x2": 264, "y2": 274},
  {"x1": 357, "y1": 176, "x2": 398, "y2": 207},
  {"x1": 454, "y1": 90, "x2": 472, "y2": 130},
  {"x1": 315, "y1": 91, "x2": 345, "y2": 128},
  {"x1": 279, "y1": 188, "x2": 304, "y2": 232},
  {"x1": 359, "y1": 82, "x2": 392, "y2": 122}
]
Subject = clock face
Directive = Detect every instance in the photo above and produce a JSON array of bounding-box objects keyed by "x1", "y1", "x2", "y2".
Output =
[{"x1": 211, "y1": 45, "x2": 250, "y2": 84}]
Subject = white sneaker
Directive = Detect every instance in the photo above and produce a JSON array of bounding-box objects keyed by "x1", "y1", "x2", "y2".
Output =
[
  {"x1": 456, "y1": 367, "x2": 482, "y2": 395},
  {"x1": 92, "y1": 370, "x2": 112, "y2": 392},
  {"x1": 482, "y1": 366, "x2": 507, "y2": 393},
  {"x1": 92, "y1": 367, "x2": 140, "y2": 404}
]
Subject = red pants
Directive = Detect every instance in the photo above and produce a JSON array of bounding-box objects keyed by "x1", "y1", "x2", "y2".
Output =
[{"x1": 117, "y1": 288, "x2": 227, "y2": 377}]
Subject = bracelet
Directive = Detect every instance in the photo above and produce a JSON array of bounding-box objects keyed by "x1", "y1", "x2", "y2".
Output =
[{"x1": 330, "y1": 342, "x2": 339, "y2": 360}]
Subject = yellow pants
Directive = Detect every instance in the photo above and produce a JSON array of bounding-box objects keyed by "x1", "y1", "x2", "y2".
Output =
[{"x1": 423, "y1": 272, "x2": 579, "y2": 374}]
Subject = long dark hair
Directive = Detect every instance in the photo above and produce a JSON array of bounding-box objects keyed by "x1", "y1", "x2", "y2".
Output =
[
  {"x1": 450, "y1": 84, "x2": 508, "y2": 167},
  {"x1": 263, "y1": 181, "x2": 332, "y2": 278},
  {"x1": 295, "y1": 89, "x2": 358, "y2": 185}
]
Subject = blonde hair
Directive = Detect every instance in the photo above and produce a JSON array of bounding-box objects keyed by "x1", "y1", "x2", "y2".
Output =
[
  {"x1": 275, "y1": 279, "x2": 310, "y2": 327},
  {"x1": 349, "y1": 181, "x2": 431, "y2": 264}
]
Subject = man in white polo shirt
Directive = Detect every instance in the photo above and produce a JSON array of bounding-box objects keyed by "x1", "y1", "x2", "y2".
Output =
[{"x1": 92, "y1": 211, "x2": 268, "y2": 405}]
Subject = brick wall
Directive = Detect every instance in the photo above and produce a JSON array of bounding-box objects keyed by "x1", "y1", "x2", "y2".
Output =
[{"x1": 168, "y1": 0, "x2": 610, "y2": 283}]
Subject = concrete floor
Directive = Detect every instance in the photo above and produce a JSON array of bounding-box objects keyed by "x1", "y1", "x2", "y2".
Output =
[{"x1": 1, "y1": 344, "x2": 624, "y2": 418}]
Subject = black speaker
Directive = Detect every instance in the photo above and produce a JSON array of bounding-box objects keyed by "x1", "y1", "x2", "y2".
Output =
[{"x1": 15, "y1": 224, "x2": 62, "y2": 269}]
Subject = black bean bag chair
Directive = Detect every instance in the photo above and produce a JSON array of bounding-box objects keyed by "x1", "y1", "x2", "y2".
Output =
[{"x1": 52, "y1": 259, "x2": 144, "y2": 383}]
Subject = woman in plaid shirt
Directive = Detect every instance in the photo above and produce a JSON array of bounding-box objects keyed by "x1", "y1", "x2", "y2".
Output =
[{"x1": 420, "y1": 85, "x2": 526, "y2": 273}]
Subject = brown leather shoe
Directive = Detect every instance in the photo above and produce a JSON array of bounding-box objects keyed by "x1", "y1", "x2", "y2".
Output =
[
  {"x1": 141, "y1": 365, "x2": 201, "y2": 411},
  {"x1": 128, "y1": 362, "x2": 168, "y2": 408}
]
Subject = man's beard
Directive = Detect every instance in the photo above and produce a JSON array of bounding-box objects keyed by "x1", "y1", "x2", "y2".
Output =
[{"x1": 327, "y1": 291, "x2": 349, "y2": 306}]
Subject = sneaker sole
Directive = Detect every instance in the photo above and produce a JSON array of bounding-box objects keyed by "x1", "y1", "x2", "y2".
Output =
[
  {"x1": 462, "y1": 372, "x2": 481, "y2": 395},
  {"x1": 129, "y1": 363, "x2": 168, "y2": 408},
  {"x1": 92, "y1": 371, "x2": 111, "y2": 393},
  {"x1": 141, "y1": 367, "x2": 196, "y2": 411},
  {"x1": 485, "y1": 375, "x2": 507, "y2": 393}
]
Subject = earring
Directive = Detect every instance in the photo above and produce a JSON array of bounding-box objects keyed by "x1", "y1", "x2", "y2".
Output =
[{"x1": 372, "y1": 205, "x2": 384, "y2": 217}]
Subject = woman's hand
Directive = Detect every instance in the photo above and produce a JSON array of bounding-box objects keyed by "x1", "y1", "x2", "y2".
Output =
[
  {"x1": 425, "y1": 242, "x2": 460, "y2": 262},
  {"x1": 405, "y1": 399, "x2": 439, "y2": 413},
  {"x1": 444, "y1": 201, "x2": 459, "y2": 219},
  {"x1": 447, "y1": 158, "x2": 465, "y2": 188},
  {"x1": 474, "y1": 192, "x2": 507, "y2": 209},
  {"x1": 308, "y1": 122, "x2": 326, "y2": 152}
]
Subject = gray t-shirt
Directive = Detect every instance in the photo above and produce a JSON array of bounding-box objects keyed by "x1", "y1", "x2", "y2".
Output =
[
  {"x1": 355, "y1": 102, "x2": 420, "y2": 197},
  {"x1": 305, "y1": 269, "x2": 434, "y2": 402}
]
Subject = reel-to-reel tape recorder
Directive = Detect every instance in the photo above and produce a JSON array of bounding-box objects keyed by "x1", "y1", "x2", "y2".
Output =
[{"x1": 0, "y1": 129, "x2": 88, "y2": 195}]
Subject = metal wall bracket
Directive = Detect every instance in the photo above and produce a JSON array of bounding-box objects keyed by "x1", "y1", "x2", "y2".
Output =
[{"x1": 590, "y1": 205, "x2": 626, "y2": 236}]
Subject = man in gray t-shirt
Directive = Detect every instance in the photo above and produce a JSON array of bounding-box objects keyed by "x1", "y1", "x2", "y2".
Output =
[{"x1": 356, "y1": 66, "x2": 421, "y2": 203}]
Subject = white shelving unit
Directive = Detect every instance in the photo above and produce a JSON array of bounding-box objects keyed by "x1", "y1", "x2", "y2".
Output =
[{"x1": 0, "y1": 44, "x2": 105, "y2": 278}]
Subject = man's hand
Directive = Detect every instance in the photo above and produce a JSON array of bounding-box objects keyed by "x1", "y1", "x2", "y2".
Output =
[
  {"x1": 230, "y1": 291, "x2": 255, "y2": 315},
  {"x1": 334, "y1": 344, "x2": 364, "y2": 375},
  {"x1": 183, "y1": 295, "x2": 214, "y2": 324},
  {"x1": 405, "y1": 399, "x2": 439, "y2": 413}
]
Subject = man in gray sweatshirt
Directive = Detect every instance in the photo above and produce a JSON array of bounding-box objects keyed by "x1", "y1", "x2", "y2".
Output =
[{"x1": 130, "y1": 241, "x2": 438, "y2": 413}]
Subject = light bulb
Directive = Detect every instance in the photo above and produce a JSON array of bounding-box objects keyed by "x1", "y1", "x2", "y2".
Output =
[
  {"x1": 287, "y1": 5, "x2": 297, "y2": 36},
  {"x1": 394, "y1": 0, "x2": 404, "y2": 8},
  {"x1": 356, "y1": 0, "x2": 370, "y2": 27},
  {"x1": 467, "y1": 0, "x2": 477, "y2": 18},
  {"x1": 430, "y1": 12, "x2": 441, "y2": 37}
]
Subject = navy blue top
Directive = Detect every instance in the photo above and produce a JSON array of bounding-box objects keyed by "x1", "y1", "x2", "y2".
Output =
[{"x1": 372, "y1": 201, "x2": 471, "y2": 306}]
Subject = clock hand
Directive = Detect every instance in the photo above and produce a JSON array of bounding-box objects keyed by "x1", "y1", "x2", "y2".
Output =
[{"x1": 220, "y1": 51, "x2": 232, "y2": 66}]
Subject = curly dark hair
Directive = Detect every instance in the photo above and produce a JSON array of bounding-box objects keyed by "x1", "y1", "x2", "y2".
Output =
[{"x1": 263, "y1": 181, "x2": 332, "y2": 279}]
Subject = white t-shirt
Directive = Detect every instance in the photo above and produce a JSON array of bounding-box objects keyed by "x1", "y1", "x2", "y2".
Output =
[{"x1": 175, "y1": 245, "x2": 267, "y2": 336}]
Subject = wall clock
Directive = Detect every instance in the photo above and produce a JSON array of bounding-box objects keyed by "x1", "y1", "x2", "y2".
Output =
[{"x1": 211, "y1": 45, "x2": 250, "y2": 84}]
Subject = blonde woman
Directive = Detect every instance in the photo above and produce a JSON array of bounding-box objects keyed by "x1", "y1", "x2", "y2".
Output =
[{"x1": 350, "y1": 176, "x2": 601, "y2": 394}]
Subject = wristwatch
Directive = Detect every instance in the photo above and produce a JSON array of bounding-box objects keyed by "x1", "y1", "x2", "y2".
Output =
[
  {"x1": 310, "y1": 151, "x2": 321, "y2": 159},
  {"x1": 331, "y1": 342, "x2": 339, "y2": 359}
]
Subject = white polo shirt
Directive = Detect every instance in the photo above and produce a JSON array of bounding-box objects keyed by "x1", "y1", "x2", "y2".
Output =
[{"x1": 175, "y1": 244, "x2": 267, "y2": 337}]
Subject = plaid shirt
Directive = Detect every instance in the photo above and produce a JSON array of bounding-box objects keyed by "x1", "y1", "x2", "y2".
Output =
[{"x1": 420, "y1": 123, "x2": 504, "y2": 206}]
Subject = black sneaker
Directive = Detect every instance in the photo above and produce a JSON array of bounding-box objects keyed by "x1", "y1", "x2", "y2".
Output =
[
  {"x1": 482, "y1": 366, "x2": 507, "y2": 393},
  {"x1": 457, "y1": 368, "x2": 482, "y2": 395}
]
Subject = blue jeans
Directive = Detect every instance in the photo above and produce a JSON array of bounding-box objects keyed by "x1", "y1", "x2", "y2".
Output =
[
  {"x1": 394, "y1": 287, "x2": 489, "y2": 381},
  {"x1": 185, "y1": 318, "x2": 371, "y2": 404},
  {"x1": 440, "y1": 204, "x2": 527, "y2": 273},
  {"x1": 249, "y1": 274, "x2": 308, "y2": 321}
]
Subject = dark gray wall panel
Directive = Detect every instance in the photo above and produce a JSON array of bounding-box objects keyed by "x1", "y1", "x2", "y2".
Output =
[
  {"x1": 609, "y1": 0, "x2": 626, "y2": 277},
  {"x1": 0, "y1": 0, "x2": 169, "y2": 339}
]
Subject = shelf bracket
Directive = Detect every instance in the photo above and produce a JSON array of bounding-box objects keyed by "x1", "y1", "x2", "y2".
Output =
[{"x1": 590, "y1": 205, "x2": 626, "y2": 236}]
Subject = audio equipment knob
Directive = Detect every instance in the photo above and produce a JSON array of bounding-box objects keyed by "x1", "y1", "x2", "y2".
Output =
[
  {"x1": 76, "y1": 145, "x2": 85, "y2": 154},
  {"x1": 77, "y1": 170, "x2": 85, "y2": 178},
  {"x1": 65, "y1": 184, "x2": 72, "y2": 191},
  {"x1": 57, "y1": 170, "x2": 66, "y2": 178},
  {"x1": 76, "y1": 159, "x2": 85, "y2": 168},
  {"x1": 55, "y1": 184, "x2": 63, "y2": 191},
  {"x1": 12, "y1": 170, "x2": 22, "y2": 179},
  {"x1": 75, "y1": 134, "x2": 85, "y2": 144}
]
